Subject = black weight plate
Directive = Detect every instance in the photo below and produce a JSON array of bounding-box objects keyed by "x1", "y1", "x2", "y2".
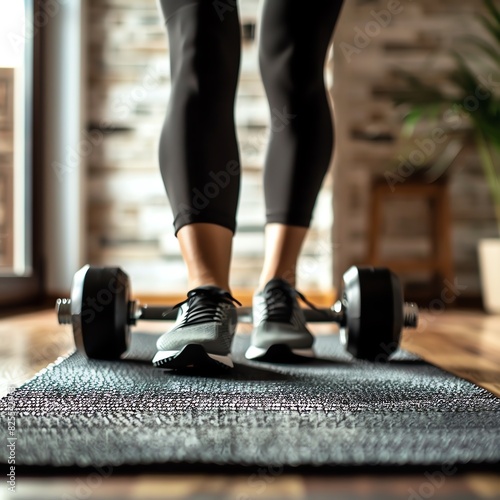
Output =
[
  {"x1": 340, "y1": 266, "x2": 403, "y2": 361},
  {"x1": 76, "y1": 266, "x2": 131, "y2": 360}
]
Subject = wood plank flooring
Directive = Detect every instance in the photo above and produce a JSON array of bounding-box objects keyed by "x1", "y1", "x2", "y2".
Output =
[{"x1": 1, "y1": 308, "x2": 499, "y2": 499}]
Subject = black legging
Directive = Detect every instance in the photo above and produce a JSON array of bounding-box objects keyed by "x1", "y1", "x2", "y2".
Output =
[{"x1": 158, "y1": 0, "x2": 344, "y2": 235}]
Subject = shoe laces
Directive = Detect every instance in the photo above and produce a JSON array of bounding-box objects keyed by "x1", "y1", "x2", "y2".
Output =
[
  {"x1": 262, "y1": 283, "x2": 323, "y2": 323},
  {"x1": 172, "y1": 288, "x2": 241, "y2": 327}
]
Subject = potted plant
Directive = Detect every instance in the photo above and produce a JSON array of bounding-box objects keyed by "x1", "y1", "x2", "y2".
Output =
[{"x1": 392, "y1": 0, "x2": 500, "y2": 313}]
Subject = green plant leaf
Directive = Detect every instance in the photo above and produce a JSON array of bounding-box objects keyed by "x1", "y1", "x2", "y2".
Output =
[
  {"x1": 476, "y1": 130, "x2": 500, "y2": 235},
  {"x1": 389, "y1": 0, "x2": 500, "y2": 232},
  {"x1": 461, "y1": 35, "x2": 500, "y2": 67},
  {"x1": 484, "y1": 0, "x2": 500, "y2": 27},
  {"x1": 477, "y1": 13, "x2": 500, "y2": 45},
  {"x1": 450, "y1": 51, "x2": 480, "y2": 91},
  {"x1": 424, "y1": 139, "x2": 465, "y2": 183},
  {"x1": 392, "y1": 68, "x2": 446, "y2": 105},
  {"x1": 402, "y1": 108, "x2": 425, "y2": 136}
]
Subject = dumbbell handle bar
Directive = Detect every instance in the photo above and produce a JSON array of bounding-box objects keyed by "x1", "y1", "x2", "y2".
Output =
[
  {"x1": 56, "y1": 298, "x2": 418, "y2": 328},
  {"x1": 136, "y1": 304, "x2": 340, "y2": 324}
]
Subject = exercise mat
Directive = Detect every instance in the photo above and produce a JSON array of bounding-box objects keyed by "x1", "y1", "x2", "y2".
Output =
[{"x1": 1, "y1": 332, "x2": 499, "y2": 467}]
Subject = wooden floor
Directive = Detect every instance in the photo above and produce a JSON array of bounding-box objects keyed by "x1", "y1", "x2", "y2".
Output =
[{"x1": 1, "y1": 308, "x2": 499, "y2": 499}]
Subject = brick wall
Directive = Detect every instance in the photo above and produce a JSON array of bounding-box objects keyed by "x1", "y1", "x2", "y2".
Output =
[
  {"x1": 86, "y1": 0, "x2": 334, "y2": 294},
  {"x1": 332, "y1": 0, "x2": 498, "y2": 298},
  {"x1": 0, "y1": 68, "x2": 14, "y2": 269},
  {"x1": 86, "y1": 0, "x2": 496, "y2": 299}
]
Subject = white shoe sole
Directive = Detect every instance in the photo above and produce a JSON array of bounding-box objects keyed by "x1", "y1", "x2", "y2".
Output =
[
  {"x1": 153, "y1": 345, "x2": 233, "y2": 369},
  {"x1": 245, "y1": 344, "x2": 314, "y2": 361}
]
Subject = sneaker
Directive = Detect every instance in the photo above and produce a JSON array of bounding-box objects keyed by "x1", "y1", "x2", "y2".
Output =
[
  {"x1": 245, "y1": 278, "x2": 317, "y2": 361},
  {"x1": 152, "y1": 286, "x2": 241, "y2": 370}
]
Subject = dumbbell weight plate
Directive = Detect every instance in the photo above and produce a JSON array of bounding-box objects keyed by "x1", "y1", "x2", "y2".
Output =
[
  {"x1": 339, "y1": 266, "x2": 403, "y2": 361},
  {"x1": 71, "y1": 265, "x2": 131, "y2": 360}
]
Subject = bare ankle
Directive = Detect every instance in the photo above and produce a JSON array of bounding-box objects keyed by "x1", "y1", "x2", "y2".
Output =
[
  {"x1": 188, "y1": 279, "x2": 231, "y2": 293},
  {"x1": 258, "y1": 274, "x2": 296, "y2": 290}
]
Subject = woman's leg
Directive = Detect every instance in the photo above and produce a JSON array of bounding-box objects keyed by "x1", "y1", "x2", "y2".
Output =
[
  {"x1": 157, "y1": 0, "x2": 242, "y2": 292},
  {"x1": 245, "y1": 0, "x2": 344, "y2": 361},
  {"x1": 258, "y1": 224, "x2": 307, "y2": 289},
  {"x1": 153, "y1": 0, "x2": 242, "y2": 369},
  {"x1": 177, "y1": 223, "x2": 233, "y2": 292},
  {"x1": 258, "y1": 0, "x2": 344, "y2": 289}
]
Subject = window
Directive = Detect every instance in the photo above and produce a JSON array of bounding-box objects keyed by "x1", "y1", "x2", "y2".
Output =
[{"x1": 0, "y1": 0, "x2": 43, "y2": 307}]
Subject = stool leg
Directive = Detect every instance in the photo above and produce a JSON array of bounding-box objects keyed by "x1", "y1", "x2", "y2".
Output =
[
  {"x1": 434, "y1": 185, "x2": 455, "y2": 287},
  {"x1": 368, "y1": 186, "x2": 382, "y2": 266}
]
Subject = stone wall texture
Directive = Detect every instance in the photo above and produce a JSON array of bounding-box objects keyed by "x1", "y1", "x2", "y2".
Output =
[
  {"x1": 86, "y1": 0, "x2": 333, "y2": 294},
  {"x1": 332, "y1": 0, "x2": 498, "y2": 299},
  {"x1": 86, "y1": 0, "x2": 497, "y2": 299}
]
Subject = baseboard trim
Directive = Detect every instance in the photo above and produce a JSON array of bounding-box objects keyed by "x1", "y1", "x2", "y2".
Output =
[
  {"x1": 43, "y1": 289, "x2": 337, "y2": 310},
  {"x1": 133, "y1": 288, "x2": 337, "y2": 308}
]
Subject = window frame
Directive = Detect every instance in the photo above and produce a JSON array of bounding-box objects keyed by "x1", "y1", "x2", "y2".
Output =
[{"x1": 0, "y1": 0, "x2": 44, "y2": 307}]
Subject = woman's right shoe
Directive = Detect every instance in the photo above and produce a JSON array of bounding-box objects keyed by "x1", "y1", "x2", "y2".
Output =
[
  {"x1": 245, "y1": 278, "x2": 316, "y2": 361},
  {"x1": 153, "y1": 286, "x2": 240, "y2": 370}
]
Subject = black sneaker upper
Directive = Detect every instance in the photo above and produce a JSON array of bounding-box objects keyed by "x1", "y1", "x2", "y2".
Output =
[{"x1": 172, "y1": 286, "x2": 241, "y2": 328}]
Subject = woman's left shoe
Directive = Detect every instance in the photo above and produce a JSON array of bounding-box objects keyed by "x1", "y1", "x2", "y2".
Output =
[{"x1": 245, "y1": 278, "x2": 316, "y2": 361}]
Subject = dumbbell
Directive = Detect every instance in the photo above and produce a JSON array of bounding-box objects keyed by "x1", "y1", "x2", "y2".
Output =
[{"x1": 55, "y1": 264, "x2": 418, "y2": 362}]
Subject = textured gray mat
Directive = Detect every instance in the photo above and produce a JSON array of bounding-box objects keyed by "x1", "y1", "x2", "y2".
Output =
[{"x1": 1, "y1": 332, "x2": 499, "y2": 467}]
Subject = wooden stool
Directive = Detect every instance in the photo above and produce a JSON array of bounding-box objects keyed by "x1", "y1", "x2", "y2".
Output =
[{"x1": 367, "y1": 177, "x2": 454, "y2": 288}]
